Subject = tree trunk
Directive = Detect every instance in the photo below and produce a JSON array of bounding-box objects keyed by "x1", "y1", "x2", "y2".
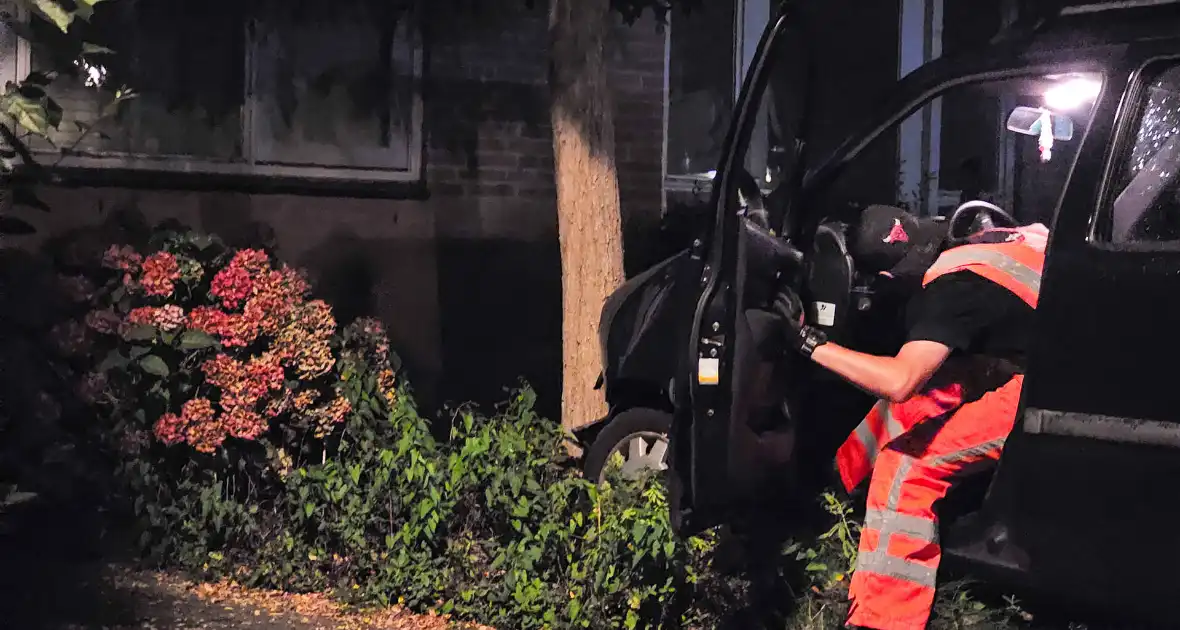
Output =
[{"x1": 548, "y1": 0, "x2": 625, "y2": 432}]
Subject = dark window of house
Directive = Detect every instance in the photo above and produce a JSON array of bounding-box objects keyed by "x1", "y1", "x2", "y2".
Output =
[
  {"x1": 1107, "y1": 63, "x2": 1180, "y2": 244},
  {"x1": 666, "y1": 2, "x2": 736, "y2": 179},
  {"x1": 10, "y1": 0, "x2": 421, "y2": 181},
  {"x1": 28, "y1": 2, "x2": 246, "y2": 161},
  {"x1": 250, "y1": 2, "x2": 418, "y2": 170}
]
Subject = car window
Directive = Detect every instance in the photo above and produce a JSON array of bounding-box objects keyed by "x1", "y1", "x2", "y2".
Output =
[
  {"x1": 1108, "y1": 63, "x2": 1180, "y2": 244},
  {"x1": 813, "y1": 72, "x2": 1102, "y2": 226}
]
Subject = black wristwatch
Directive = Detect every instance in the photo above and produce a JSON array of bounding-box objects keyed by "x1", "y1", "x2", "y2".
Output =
[{"x1": 797, "y1": 325, "x2": 829, "y2": 357}]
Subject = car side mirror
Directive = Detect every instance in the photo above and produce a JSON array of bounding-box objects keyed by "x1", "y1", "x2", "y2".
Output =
[{"x1": 1006, "y1": 106, "x2": 1074, "y2": 141}]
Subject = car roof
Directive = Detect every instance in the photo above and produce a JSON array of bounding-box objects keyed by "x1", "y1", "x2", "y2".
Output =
[{"x1": 1030, "y1": 1, "x2": 1180, "y2": 51}]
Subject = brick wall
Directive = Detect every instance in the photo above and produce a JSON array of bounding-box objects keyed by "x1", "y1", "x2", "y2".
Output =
[
  {"x1": 401, "y1": 3, "x2": 669, "y2": 417},
  {"x1": 424, "y1": 3, "x2": 554, "y2": 206},
  {"x1": 424, "y1": 3, "x2": 666, "y2": 244},
  {"x1": 610, "y1": 15, "x2": 669, "y2": 277}
]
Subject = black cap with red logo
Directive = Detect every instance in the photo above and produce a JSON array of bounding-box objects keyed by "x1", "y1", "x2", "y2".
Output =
[{"x1": 848, "y1": 204, "x2": 948, "y2": 278}]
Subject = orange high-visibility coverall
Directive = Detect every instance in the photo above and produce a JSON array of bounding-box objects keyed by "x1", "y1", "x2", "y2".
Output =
[{"x1": 835, "y1": 226, "x2": 1046, "y2": 630}]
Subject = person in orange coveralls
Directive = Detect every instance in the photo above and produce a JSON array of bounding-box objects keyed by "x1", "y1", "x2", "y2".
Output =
[{"x1": 774, "y1": 204, "x2": 1048, "y2": 630}]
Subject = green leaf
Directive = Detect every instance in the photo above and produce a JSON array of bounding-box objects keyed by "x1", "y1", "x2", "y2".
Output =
[
  {"x1": 96, "y1": 350, "x2": 128, "y2": 372},
  {"x1": 630, "y1": 521, "x2": 647, "y2": 543},
  {"x1": 138, "y1": 354, "x2": 169, "y2": 377},
  {"x1": 128, "y1": 345, "x2": 151, "y2": 359},
  {"x1": 123, "y1": 324, "x2": 156, "y2": 341},
  {"x1": 178, "y1": 329, "x2": 217, "y2": 350},
  {"x1": 80, "y1": 41, "x2": 115, "y2": 55},
  {"x1": 804, "y1": 562, "x2": 828, "y2": 572},
  {"x1": 43, "y1": 95, "x2": 63, "y2": 129},
  {"x1": 28, "y1": 0, "x2": 75, "y2": 32},
  {"x1": 73, "y1": 0, "x2": 107, "y2": 21},
  {"x1": 0, "y1": 216, "x2": 35, "y2": 234},
  {"x1": 100, "y1": 89, "x2": 136, "y2": 119},
  {"x1": 4, "y1": 92, "x2": 48, "y2": 135}
]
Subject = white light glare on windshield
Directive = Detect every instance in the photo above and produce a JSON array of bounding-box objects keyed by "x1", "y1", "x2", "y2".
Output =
[{"x1": 1044, "y1": 77, "x2": 1102, "y2": 111}]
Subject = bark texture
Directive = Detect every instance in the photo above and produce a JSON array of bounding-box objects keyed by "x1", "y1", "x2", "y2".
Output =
[{"x1": 548, "y1": 0, "x2": 626, "y2": 431}]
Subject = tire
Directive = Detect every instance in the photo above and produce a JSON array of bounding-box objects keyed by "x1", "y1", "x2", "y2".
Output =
[{"x1": 582, "y1": 408, "x2": 673, "y2": 485}]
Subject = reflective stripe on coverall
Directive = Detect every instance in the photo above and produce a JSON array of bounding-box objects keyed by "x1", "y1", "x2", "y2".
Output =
[{"x1": 837, "y1": 225, "x2": 1046, "y2": 630}]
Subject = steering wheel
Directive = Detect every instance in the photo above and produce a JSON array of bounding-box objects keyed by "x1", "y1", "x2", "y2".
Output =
[{"x1": 947, "y1": 200, "x2": 1017, "y2": 242}]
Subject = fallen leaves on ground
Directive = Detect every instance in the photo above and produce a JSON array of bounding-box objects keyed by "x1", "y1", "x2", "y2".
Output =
[{"x1": 115, "y1": 567, "x2": 494, "y2": 630}]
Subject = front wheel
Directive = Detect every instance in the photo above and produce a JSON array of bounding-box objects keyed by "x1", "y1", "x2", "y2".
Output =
[{"x1": 581, "y1": 408, "x2": 673, "y2": 485}]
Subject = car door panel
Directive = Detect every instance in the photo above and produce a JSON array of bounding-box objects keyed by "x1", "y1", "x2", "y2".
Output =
[{"x1": 671, "y1": 215, "x2": 801, "y2": 535}]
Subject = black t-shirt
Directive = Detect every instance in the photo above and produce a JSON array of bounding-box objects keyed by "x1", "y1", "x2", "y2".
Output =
[{"x1": 904, "y1": 270, "x2": 1035, "y2": 370}]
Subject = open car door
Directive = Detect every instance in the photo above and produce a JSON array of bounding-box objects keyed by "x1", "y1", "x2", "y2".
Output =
[
  {"x1": 667, "y1": 9, "x2": 813, "y2": 536},
  {"x1": 967, "y1": 47, "x2": 1180, "y2": 626}
]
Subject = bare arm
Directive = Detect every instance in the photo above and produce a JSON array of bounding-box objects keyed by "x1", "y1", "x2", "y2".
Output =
[{"x1": 810, "y1": 340, "x2": 952, "y2": 402}]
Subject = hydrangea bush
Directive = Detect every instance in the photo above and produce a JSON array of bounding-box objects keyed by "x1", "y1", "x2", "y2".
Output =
[{"x1": 74, "y1": 231, "x2": 394, "y2": 461}]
